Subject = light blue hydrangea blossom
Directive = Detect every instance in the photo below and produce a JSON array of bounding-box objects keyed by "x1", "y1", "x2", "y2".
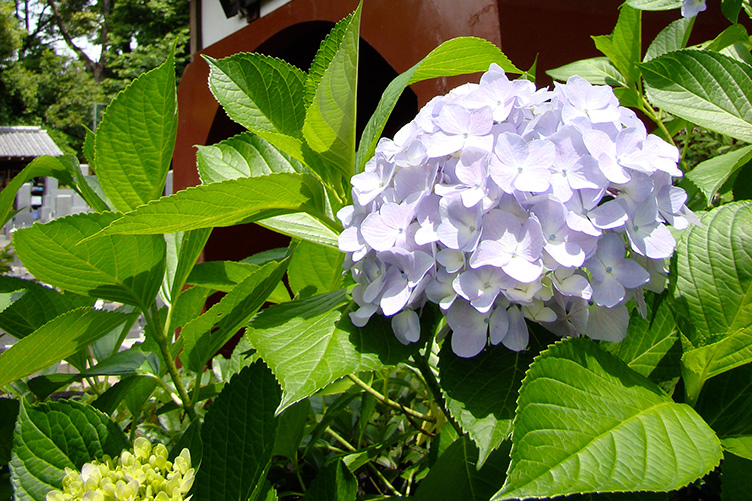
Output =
[
  {"x1": 339, "y1": 65, "x2": 697, "y2": 358},
  {"x1": 682, "y1": 0, "x2": 707, "y2": 18}
]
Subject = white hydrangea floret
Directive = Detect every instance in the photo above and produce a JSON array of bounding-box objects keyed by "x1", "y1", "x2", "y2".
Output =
[{"x1": 339, "y1": 64, "x2": 696, "y2": 358}]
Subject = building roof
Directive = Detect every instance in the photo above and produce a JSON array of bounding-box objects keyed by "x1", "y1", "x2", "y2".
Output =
[{"x1": 0, "y1": 126, "x2": 63, "y2": 160}]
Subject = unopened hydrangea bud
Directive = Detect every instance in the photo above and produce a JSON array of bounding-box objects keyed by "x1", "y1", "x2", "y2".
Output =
[{"x1": 133, "y1": 437, "x2": 151, "y2": 461}]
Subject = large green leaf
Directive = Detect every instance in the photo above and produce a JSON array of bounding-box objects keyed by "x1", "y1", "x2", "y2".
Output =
[
  {"x1": 187, "y1": 259, "x2": 289, "y2": 303},
  {"x1": 0, "y1": 155, "x2": 76, "y2": 227},
  {"x1": 644, "y1": 17, "x2": 692, "y2": 62},
  {"x1": 305, "y1": 12, "x2": 353, "y2": 109},
  {"x1": 356, "y1": 37, "x2": 522, "y2": 173},
  {"x1": 604, "y1": 297, "x2": 681, "y2": 384},
  {"x1": 546, "y1": 57, "x2": 627, "y2": 86},
  {"x1": 99, "y1": 173, "x2": 332, "y2": 236},
  {"x1": 592, "y1": 5, "x2": 641, "y2": 85},
  {"x1": 641, "y1": 50, "x2": 752, "y2": 143},
  {"x1": 673, "y1": 202, "x2": 752, "y2": 343},
  {"x1": 0, "y1": 308, "x2": 134, "y2": 388},
  {"x1": 438, "y1": 342, "x2": 533, "y2": 468},
  {"x1": 300, "y1": 460, "x2": 356, "y2": 501},
  {"x1": 301, "y1": 3, "x2": 361, "y2": 181},
  {"x1": 195, "y1": 362, "x2": 281, "y2": 501},
  {"x1": 196, "y1": 132, "x2": 310, "y2": 184},
  {"x1": 180, "y1": 256, "x2": 290, "y2": 373},
  {"x1": 287, "y1": 240, "x2": 345, "y2": 299},
  {"x1": 9, "y1": 400, "x2": 128, "y2": 501},
  {"x1": 206, "y1": 53, "x2": 307, "y2": 161},
  {"x1": 246, "y1": 290, "x2": 420, "y2": 412},
  {"x1": 95, "y1": 51, "x2": 176, "y2": 211},
  {"x1": 0, "y1": 276, "x2": 91, "y2": 340},
  {"x1": 494, "y1": 337, "x2": 722, "y2": 500},
  {"x1": 686, "y1": 146, "x2": 752, "y2": 204},
  {"x1": 13, "y1": 212, "x2": 166, "y2": 307},
  {"x1": 415, "y1": 436, "x2": 510, "y2": 501}
]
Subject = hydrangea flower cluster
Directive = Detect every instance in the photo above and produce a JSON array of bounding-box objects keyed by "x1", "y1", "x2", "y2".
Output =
[
  {"x1": 46, "y1": 437, "x2": 194, "y2": 501},
  {"x1": 338, "y1": 64, "x2": 697, "y2": 358}
]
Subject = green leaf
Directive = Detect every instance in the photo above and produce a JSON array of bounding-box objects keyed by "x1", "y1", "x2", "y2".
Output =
[
  {"x1": 695, "y1": 363, "x2": 752, "y2": 452},
  {"x1": 91, "y1": 375, "x2": 154, "y2": 416},
  {"x1": 0, "y1": 399, "x2": 19, "y2": 466},
  {"x1": 604, "y1": 297, "x2": 681, "y2": 384},
  {"x1": 546, "y1": 57, "x2": 627, "y2": 86},
  {"x1": 0, "y1": 308, "x2": 134, "y2": 388},
  {"x1": 356, "y1": 37, "x2": 522, "y2": 173},
  {"x1": 288, "y1": 240, "x2": 344, "y2": 299},
  {"x1": 494, "y1": 337, "x2": 722, "y2": 500},
  {"x1": 705, "y1": 24, "x2": 751, "y2": 53},
  {"x1": 246, "y1": 290, "x2": 420, "y2": 412},
  {"x1": 415, "y1": 436, "x2": 510, "y2": 501},
  {"x1": 438, "y1": 342, "x2": 533, "y2": 468},
  {"x1": 0, "y1": 155, "x2": 76, "y2": 227},
  {"x1": 206, "y1": 53, "x2": 307, "y2": 161},
  {"x1": 301, "y1": 460, "x2": 356, "y2": 501},
  {"x1": 723, "y1": 0, "x2": 743, "y2": 23},
  {"x1": 27, "y1": 347, "x2": 156, "y2": 400},
  {"x1": 13, "y1": 212, "x2": 166, "y2": 307},
  {"x1": 100, "y1": 173, "x2": 331, "y2": 236},
  {"x1": 180, "y1": 256, "x2": 291, "y2": 373},
  {"x1": 82, "y1": 127, "x2": 96, "y2": 169},
  {"x1": 257, "y1": 213, "x2": 340, "y2": 248},
  {"x1": 95, "y1": 51, "x2": 176, "y2": 211},
  {"x1": 624, "y1": 0, "x2": 681, "y2": 10},
  {"x1": 592, "y1": 5, "x2": 641, "y2": 85},
  {"x1": 686, "y1": 145, "x2": 752, "y2": 204},
  {"x1": 722, "y1": 437, "x2": 752, "y2": 461},
  {"x1": 161, "y1": 228, "x2": 212, "y2": 304},
  {"x1": 301, "y1": 3, "x2": 361, "y2": 181},
  {"x1": 9, "y1": 399, "x2": 128, "y2": 501},
  {"x1": 722, "y1": 452, "x2": 752, "y2": 500},
  {"x1": 195, "y1": 362, "x2": 281, "y2": 501},
  {"x1": 196, "y1": 131, "x2": 310, "y2": 184},
  {"x1": 641, "y1": 50, "x2": 752, "y2": 143},
  {"x1": 272, "y1": 400, "x2": 310, "y2": 461},
  {"x1": 673, "y1": 202, "x2": 752, "y2": 344},
  {"x1": 168, "y1": 419, "x2": 203, "y2": 469},
  {"x1": 644, "y1": 18, "x2": 693, "y2": 62},
  {"x1": 0, "y1": 276, "x2": 92, "y2": 340},
  {"x1": 305, "y1": 13, "x2": 353, "y2": 109}
]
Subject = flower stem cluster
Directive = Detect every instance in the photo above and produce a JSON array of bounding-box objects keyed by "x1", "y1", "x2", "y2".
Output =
[
  {"x1": 46, "y1": 437, "x2": 195, "y2": 501},
  {"x1": 339, "y1": 64, "x2": 697, "y2": 357}
]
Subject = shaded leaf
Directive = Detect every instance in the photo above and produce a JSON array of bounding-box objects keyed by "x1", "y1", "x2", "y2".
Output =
[
  {"x1": 721, "y1": 452, "x2": 752, "y2": 500},
  {"x1": 415, "y1": 436, "x2": 510, "y2": 501},
  {"x1": 195, "y1": 362, "x2": 281, "y2": 501},
  {"x1": 0, "y1": 399, "x2": 19, "y2": 466},
  {"x1": 301, "y1": 460, "x2": 356, "y2": 501},
  {"x1": 686, "y1": 145, "x2": 752, "y2": 204},
  {"x1": 288, "y1": 240, "x2": 345, "y2": 299}
]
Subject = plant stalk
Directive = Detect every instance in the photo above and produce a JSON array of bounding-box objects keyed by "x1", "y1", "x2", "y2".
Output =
[{"x1": 347, "y1": 373, "x2": 435, "y2": 423}]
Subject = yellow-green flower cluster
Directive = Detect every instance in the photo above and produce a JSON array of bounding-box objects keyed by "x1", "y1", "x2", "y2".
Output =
[{"x1": 46, "y1": 437, "x2": 195, "y2": 501}]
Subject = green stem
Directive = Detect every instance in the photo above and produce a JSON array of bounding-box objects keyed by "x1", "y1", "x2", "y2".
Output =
[
  {"x1": 142, "y1": 306, "x2": 196, "y2": 420},
  {"x1": 347, "y1": 374, "x2": 435, "y2": 423},
  {"x1": 324, "y1": 427, "x2": 402, "y2": 497},
  {"x1": 639, "y1": 96, "x2": 676, "y2": 147}
]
